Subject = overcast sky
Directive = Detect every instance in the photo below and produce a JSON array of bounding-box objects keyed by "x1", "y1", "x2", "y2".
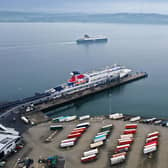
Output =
[{"x1": 1, "y1": 0, "x2": 168, "y2": 14}]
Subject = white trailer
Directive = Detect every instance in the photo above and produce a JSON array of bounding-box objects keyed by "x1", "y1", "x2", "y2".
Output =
[
  {"x1": 76, "y1": 122, "x2": 90, "y2": 128},
  {"x1": 83, "y1": 148, "x2": 99, "y2": 157},
  {"x1": 147, "y1": 131, "x2": 160, "y2": 138},
  {"x1": 146, "y1": 136, "x2": 158, "y2": 143},
  {"x1": 60, "y1": 141, "x2": 75, "y2": 148},
  {"x1": 21, "y1": 116, "x2": 29, "y2": 124},
  {"x1": 90, "y1": 141, "x2": 104, "y2": 149},
  {"x1": 97, "y1": 130, "x2": 110, "y2": 135},
  {"x1": 129, "y1": 116, "x2": 141, "y2": 122},
  {"x1": 144, "y1": 145, "x2": 157, "y2": 154},
  {"x1": 79, "y1": 115, "x2": 90, "y2": 121},
  {"x1": 109, "y1": 113, "x2": 123, "y2": 120},
  {"x1": 61, "y1": 138, "x2": 77, "y2": 143},
  {"x1": 120, "y1": 134, "x2": 133, "y2": 139},
  {"x1": 65, "y1": 116, "x2": 77, "y2": 122},
  {"x1": 110, "y1": 155, "x2": 125, "y2": 165},
  {"x1": 144, "y1": 143, "x2": 157, "y2": 149}
]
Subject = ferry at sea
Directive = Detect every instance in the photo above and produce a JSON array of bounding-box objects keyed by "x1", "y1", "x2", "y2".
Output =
[{"x1": 76, "y1": 34, "x2": 108, "y2": 44}]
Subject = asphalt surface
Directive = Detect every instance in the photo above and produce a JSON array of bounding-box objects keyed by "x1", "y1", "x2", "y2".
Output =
[{"x1": 4, "y1": 118, "x2": 168, "y2": 168}]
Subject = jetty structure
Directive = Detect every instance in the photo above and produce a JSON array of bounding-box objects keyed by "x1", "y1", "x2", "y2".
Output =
[{"x1": 0, "y1": 64, "x2": 148, "y2": 114}]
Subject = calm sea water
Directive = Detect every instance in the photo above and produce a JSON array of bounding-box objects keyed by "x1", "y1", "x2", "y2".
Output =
[{"x1": 0, "y1": 23, "x2": 168, "y2": 118}]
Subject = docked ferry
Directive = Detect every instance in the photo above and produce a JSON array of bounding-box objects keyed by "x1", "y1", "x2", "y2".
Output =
[
  {"x1": 45, "y1": 65, "x2": 131, "y2": 97},
  {"x1": 76, "y1": 34, "x2": 108, "y2": 44}
]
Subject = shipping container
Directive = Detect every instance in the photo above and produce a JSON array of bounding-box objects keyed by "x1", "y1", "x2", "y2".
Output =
[
  {"x1": 61, "y1": 138, "x2": 77, "y2": 143},
  {"x1": 144, "y1": 145, "x2": 157, "y2": 154},
  {"x1": 50, "y1": 125, "x2": 63, "y2": 131},
  {"x1": 67, "y1": 133, "x2": 82, "y2": 138},
  {"x1": 97, "y1": 130, "x2": 110, "y2": 137},
  {"x1": 71, "y1": 129, "x2": 85, "y2": 134},
  {"x1": 115, "y1": 148, "x2": 129, "y2": 153},
  {"x1": 76, "y1": 122, "x2": 90, "y2": 128},
  {"x1": 115, "y1": 144, "x2": 130, "y2": 153},
  {"x1": 94, "y1": 136, "x2": 106, "y2": 143},
  {"x1": 83, "y1": 148, "x2": 98, "y2": 157},
  {"x1": 94, "y1": 134, "x2": 106, "y2": 140},
  {"x1": 97, "y1": 130, "x2": 110, "y2": 135},
  {"x1": 120, "y1": 134, "x2": 133, "y2": 139},
  {"x1": 110, "y1": 155, "x2": 125, "y2": 165},
  {"x1": 118, "y1": 137, "x2": 133, "y2": 141},
  {"x1": 112, "y1": 152, "x2": 127, "y2": 158},
  {"x1": 96, "y1": 132, "x2": 109, "y2": 137},
  {"x1": 129, "y1": 116, "x2": 141, "y2": 122},
  {"x1": 146, "y1": 136, "x2": 158, "y2": 143},
  {"x1": 65, "y1": 116, "x2": 77, "y2": 122},
  {"x1": 144, "y1": 143, "x2": 157, "y2": 149},
  {"x1": 90, "y1": 141, "x2": 104, "y2": 149},
  {"x1": 118, "y1": 139, "x2": 133, "y2": 145},
  {"x1": 161, "y1": 120, "x2": 168, "y2": 127},
  {"x1": 125, "y1": 124, "x2": 137, "y2": 129},
  {"x1": 81, "y1": 154, "x2": 96, "y2": 163},
  {"x1": 109, "y1": 113, "x2": 124, "y2": 120},
  {"x1": 52, "y1": 117, "x2": 60, "y2": 122},
  {"x1": 123, "y1": 129, "x2": 137, "y2": 134},
  {"x1": 79, "y1": 115, "x2": 90, "y2": 121},
  {"x1": 73, "y1": 127, "x2": 87, "y2": 131},
  {"x1": 116, "y1": 144, "x2": 130, "y2": 150},
  {"x1": 147, "y1": 131, "x2": 160, "y2": 138},
  {"x1": 53, "y1": 116, "x2": 69, "y2": 122},
  {"x1": 145, "y1": 141, "x2": 158, "y2": 147},
  {"x1": 60, "y1": 141, "x2": 75, "y2": 148},
  {"x1": 21, "y1": 116, "x2": 29, "y2": 124},
  {"x1": 101, "y1": 124, "x2": 113, "y2": 131},
  {"x1": 154, "y1": 120, "x2": 162, "y2": 125},
  {"x1": 142, "y1": 118, "x2": 157, "y2": 124}
]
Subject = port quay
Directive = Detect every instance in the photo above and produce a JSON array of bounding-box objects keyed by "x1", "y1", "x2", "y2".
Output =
[
  {"x1": 2, "y1": 69, "x2": 168, "y2": 168},
  {"x1": 0, "y1": 69, "x2": 155, "y2": 168}
]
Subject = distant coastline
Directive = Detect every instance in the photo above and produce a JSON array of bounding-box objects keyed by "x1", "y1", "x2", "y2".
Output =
[{"x1": 1, "y1": 11, "x2": 168, "y2": 24}]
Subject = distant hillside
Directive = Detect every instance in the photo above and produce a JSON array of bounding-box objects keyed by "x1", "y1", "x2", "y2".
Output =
[{"x1": 1, "y1": 11, "x2": 168, "y2": 24}]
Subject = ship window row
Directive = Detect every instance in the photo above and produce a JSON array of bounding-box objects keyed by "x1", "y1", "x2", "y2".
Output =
[{"x1": 62, "y1": 80, "x2": 110, "y2": 95}]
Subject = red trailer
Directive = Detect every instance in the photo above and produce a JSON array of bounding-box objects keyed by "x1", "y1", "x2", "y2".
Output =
[
  {"x1": 147, "y1": 131, "x2": 160, "y2": 138},
  {"x1": 125, "y1": 124, "x2": 137, "y2": 129},
  {"x1": 73, "y1": 127, "x2": 87, "y2": 132},
  {"x1": 73, "y1": 127, "x2": 87, "y2": 131},
  {"x1": 145, "y1": 141, "x2": 158, "y2": 147},
  {"x1": 146, "y1": 136, "x2": 158, "y2": 143},
  {"x1": 68, "y1": 133, "x2": 82, "y2": 138},
  {"x1": 112, "y1": 152, "x2": 127, "y2": 158},
  {"x1": 71, "y1": 129, "x2": 85, "y2": 134},
  {"x1": 123, "y1": 129, "x2": 137, "y2": 134},
  {"x1": 118, "y1": 139, "x2": 133, "y2": 145},
  {"x1": 115, "y1": 144, "x2": 130, "y2": 153},
  {"x1": 81, "y1": 154, "x2": 97, "y2": 163}
]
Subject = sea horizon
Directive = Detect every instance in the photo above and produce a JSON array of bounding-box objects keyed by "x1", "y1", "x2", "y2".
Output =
[{"x1": 1, "y1": 11, "x2": 168, "y2": 24}]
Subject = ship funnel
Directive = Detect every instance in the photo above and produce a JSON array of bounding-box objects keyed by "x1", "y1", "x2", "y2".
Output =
[{"x1": 70, "y1": 71, "x2": 80, "y2": 76}]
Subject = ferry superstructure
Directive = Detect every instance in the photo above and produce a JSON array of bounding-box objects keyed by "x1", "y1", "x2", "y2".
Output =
[{"x1": 45, "y1": 65, "x2": 132, "y2": 97}]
